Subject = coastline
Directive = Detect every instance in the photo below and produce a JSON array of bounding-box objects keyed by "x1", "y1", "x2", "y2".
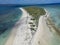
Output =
[
  {"x1": 5, "y1": 8, "x2": 26, "y2": 45},
  {"x1": 31, "y1": 9, "x2": 60, "y2": 45},
  {"x1": 12, "y1": 8, "x2": 32, "y2": 45},
  {"x1": 31, "y1": 9, "x2": 50, "y2": 45},
  {"x1": 5, "y1": 8, "x2": 32, "y2": 45},
  {"x1": 5, "y1": 8, "x2": 50, "y2": 45}
]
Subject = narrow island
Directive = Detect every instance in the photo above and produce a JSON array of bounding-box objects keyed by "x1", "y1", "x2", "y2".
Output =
[{"x1": 24, "y1": 6, "x2": 46, "y2": 31}]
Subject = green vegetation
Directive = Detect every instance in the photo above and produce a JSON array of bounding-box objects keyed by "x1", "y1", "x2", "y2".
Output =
[
  {"x1": 30, "y1": 24, "x2": 35, "y2": 27},
  {"x1": 24, "y1": 6, "x2": 46, "y2": 27},
  {"x1": 30, "y1": 28, "x2": 36, "y2": 31},
  {"x1": 24, "y1": 6, "x2": 46, "y2": 19},
  {"x1": 30, "y1": 18, "x2": 35, "y2": 20},
  {"x1": 29, "y1": 22, "x2": 33, "y2": 24},
  {"x1": 24, "y1": 6, "x2": 46, "y2": 31}
]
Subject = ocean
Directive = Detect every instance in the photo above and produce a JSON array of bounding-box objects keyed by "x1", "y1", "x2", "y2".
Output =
[
  {"x1": 44, "y1": 5, "x2": 60, "y2": 29},
  {"x1": 0, "y1": 5, "x2": 60, "y2": 45},
  {"x1": 0, "y1": 8, "x2": 22, "y2": 45}
]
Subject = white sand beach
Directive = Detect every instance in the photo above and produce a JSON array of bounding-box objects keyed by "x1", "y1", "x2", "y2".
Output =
[
  {"x1": 31, "y1": 9, "x2": 51, "y2": 45},
  {"x1": 5, "y1": 8, "x2": 49, "y2": 45},
  {"x1": 5, "y1": 8, "x2": 58, "y2": 45},
  {"x1": 5, "y1": 8, "x2": 33, "y2": 45},
  {"x1": 31, "y1": 9, "x2": 60, "y2": 45},
  {"x1": 31, "y1": 16, "x2": 50, "y2": 45}
]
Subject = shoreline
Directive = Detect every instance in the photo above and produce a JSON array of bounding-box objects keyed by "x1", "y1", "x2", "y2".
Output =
[
  {"x1": 31, "y1": 9, "x2": 49, "y2": 45},
  {"x1": 31, "y1": 9, "x2": 60, "y2": 45},
  {"x1": 5, "y1": 8, "x2": 49, "y2": 45},
  {"x1": 12, "y1": 8, "x2": 32, "y2": 45},
  {"x1": 5, "y1": 8, "x2": 32, "y2": 45},
  {"x1": 5, "y1": 8, "x2": 28, "y2": 45}
]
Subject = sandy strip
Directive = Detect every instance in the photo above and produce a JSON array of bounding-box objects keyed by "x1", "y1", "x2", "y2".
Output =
[
  {"x1": 5, "y1": 8, "x2": 29, "y2": 45},
  {"x1": 31, "y1": 16, "x2": 50, "y2": 45},
  {"x1": 31, "y1": 9, "x2": 51, "y2": 45},
  {"x1": 31, "y1": 9, "x2": 60, "y2": 45},
  {"x1": 5, "y1": 8, "x2": 50, "y2": 45},
  {"x1": 12, "y1": 8, "x2": 32, "y2": 45},
  {"x1": 5, "y1": 8, "x2": 32, "y2": 45},
  {"x1": 4, "y1": 9, "x2": 21, "y2": 45},
  {"x1": 5, "y1": 27, "x2": 18, "y2": 45}
]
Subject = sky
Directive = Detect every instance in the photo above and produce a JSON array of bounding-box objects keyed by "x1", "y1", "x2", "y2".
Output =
[{"x1": 0, "y1": 0, "x2": 60, "y2": 4}]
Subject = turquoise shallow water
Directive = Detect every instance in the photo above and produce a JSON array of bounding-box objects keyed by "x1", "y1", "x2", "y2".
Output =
[
  {"x1": 44, "y1": 5, "x2": 60, "y2": 29},
  {"x1": 0, "y1": 8, "x2": 22, "y2": 45},
  {"x1": 39, "y1": 5, "x2": 60, "y2": 29},
  {"x1": 42, "y1": 5, "x2": 60, "y2": 45},
  {"x1": 0, "y1": 5, "x2": 60, "y2": 45}
]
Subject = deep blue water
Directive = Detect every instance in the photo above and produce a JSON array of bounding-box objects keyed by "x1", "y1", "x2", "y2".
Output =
[
  {"x1": 0, "y1": 8, "x2": 22, "y2": 34},
  {"x1": 0, "y1": 8, "x2": 22, "y2": 45},
  {"x1": 0, "y1": 6, "x2": 60, "y2": 30}
]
